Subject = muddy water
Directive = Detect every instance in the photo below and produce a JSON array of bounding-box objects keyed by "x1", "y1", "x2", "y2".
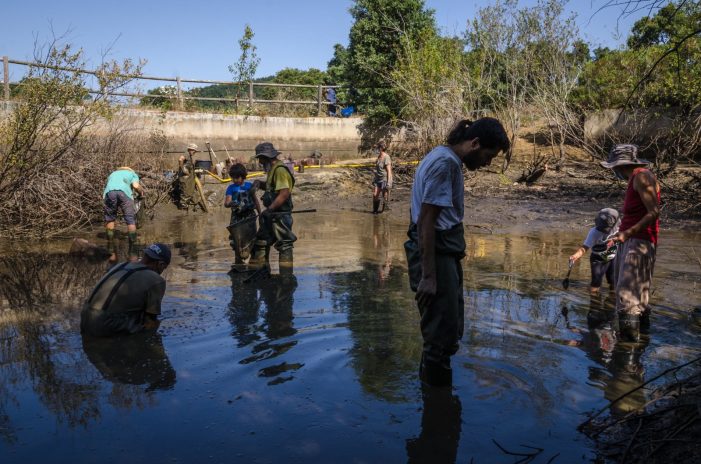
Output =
[{"x1": 0, "y1": 211, "x2": 699, "y2": 463}]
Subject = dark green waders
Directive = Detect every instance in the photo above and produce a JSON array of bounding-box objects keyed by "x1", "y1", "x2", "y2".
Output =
[{"x1": 405, "y1": 222, "x2": 466, "y2": 386}]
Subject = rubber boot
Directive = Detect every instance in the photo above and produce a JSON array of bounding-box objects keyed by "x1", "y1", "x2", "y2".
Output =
[
  {"x1": 249, "y1": 242, "x2": 269, "y2": 268},
  {"x1": 128, "y1": 231, "x2": 137, "y2": 244},
  {"x1": 372, "y1": 199, "x2": 380, "y2": 215},
  {"x1": 279, "y1": 248, "x2": 293, "y2": 266},
  {"x1": 640, "y1": 307, "x2": 651, "y2": 332},
  {"x1": 618, "y1": 312, "x2": 641, "y2": 342},
  {"x1": 106, "y1": 229, "x2": 115, "y2": 241}
]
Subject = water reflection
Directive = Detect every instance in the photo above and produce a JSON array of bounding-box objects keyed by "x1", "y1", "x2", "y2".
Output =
[
  {"x1": 572, "y1": 293, "x2": 649, "y2": 415},
  {"x1": 0, "y1": 252, "x2": 171, "y2": 441},
  {"x1": 229, "y1": 266, "x2": 301, "y2": 385},
  {"x1": 372, "y1": 217, "x2": 394, "y2": 286},
  {"x1": 406, "y1": 385, "x2": 462, "y2": 464},
  {"x1": 0, "y1": 212, "x2": 698, "y2": 462},
  {"x1": 82, "y1": 332, "x2": 176, "y2": 392},
  {"x1": 329, "y1": 260, "x2": 417, "y2": 402}
]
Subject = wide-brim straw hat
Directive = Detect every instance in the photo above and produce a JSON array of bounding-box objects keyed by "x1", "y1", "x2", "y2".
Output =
[
  {"x1": 186, "y1": 143, "x2": 200, "y2": 152},
  {"x1": 600, "y1": 144, "x2": 650, "y2": 169}
]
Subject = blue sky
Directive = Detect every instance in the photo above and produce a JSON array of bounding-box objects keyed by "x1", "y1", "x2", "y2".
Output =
[{"x1": 2, "y1": 0, "x2": 649, "y2": 84}]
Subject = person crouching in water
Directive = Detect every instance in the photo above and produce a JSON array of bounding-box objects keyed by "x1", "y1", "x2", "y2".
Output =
[
  {"x1": 569, "y1": 208, "x2": 620, "y2": 293},
  {"x1": 250, "y1": 142, "x2": 297, "y2": 267},
  {"x1": 225, "y1": 163, "x2": 261, "y2": 264},
  {"x1": 81, "y1": 243, "x2": 171, "y2": 337}
]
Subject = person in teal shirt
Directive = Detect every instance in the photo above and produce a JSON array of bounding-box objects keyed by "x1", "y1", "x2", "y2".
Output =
[{"x1": 103, "y1": 167, "x2": 143, "y2": 250}]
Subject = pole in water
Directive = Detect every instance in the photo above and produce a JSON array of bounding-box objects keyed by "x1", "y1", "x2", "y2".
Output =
[{"x1": 562, "y1": 261, "x2": 574, "y2": 289}]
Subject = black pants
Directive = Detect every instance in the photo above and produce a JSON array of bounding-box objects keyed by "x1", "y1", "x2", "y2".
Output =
[
  {"x1": 405, "y1": 223, "x2": 466, "y2": 368},
  {"x1": 590, "y1": 256, "x2": 616, "y2": 288}
]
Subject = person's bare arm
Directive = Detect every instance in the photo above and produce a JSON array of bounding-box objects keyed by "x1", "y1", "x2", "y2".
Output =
[
  {"x1": 569, "y1": 245, "x2": 589, "y2": 263},
  {"x1": 615, "y1": 170, "x2": 660, "y2": 243},
  {"x1": 253, "y1": 192, "x2": 262, "y2": 214},
  {"x1": 132, "y1": 181, "x2": 143, "y2": 196},
  {"x1": 416, "y1": 203, "x2": 441, "y2": 310},
  {"x1": 386, "y1": 158, "x2": 393, "y2": 188}
]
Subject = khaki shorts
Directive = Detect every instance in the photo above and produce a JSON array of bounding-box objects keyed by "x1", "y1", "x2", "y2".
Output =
[{"x1": 615, "y1": 238, "x2": 656, "y2": 316}]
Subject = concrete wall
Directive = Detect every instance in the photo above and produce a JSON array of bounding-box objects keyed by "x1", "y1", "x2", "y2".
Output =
[
  {"x1": 104, "y1": 109, "x2": 365, "y2": 161},
  {"x1": 0, "y1": 103, "x2": 366, "y2": 161},
  {"x1": 584, "y1": 107, "x2": 679, "y2": 142}
]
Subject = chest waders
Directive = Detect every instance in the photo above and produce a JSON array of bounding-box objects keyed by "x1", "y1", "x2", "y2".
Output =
[
  {"x1": 251, "y1": 164, "x2": 297, "y2": 265},
  {"x1": 404, "y1": 222, "x2": 466, "y2": 386},
  {"x1": 82, "y1": 263, "x2": 151, "y2": 335}
]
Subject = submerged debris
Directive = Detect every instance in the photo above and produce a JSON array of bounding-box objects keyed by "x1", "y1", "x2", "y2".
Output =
[{"x1": 580, "y1": 356, "x2": 701, "y2": 463}]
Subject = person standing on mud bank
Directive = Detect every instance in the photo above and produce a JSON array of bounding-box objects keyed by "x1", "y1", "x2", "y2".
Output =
[
  {"x1": 225, "y1": 163, "x2": 262, "y2": 264},
  {"x1": 103, "y1": 166, "x2": 143, "y2": 249},
  {"x1": 371, "y1": 141, "x2": 393, "y2": 214},
  {"x1": 405, "y1": 118, "x2": 510, "y2": 387},
  {"x1": 569, "y1": 208, "x2": 620, "y2": 294},
  {"x1": 600, "y1": 144, "x2": 661, "y2": 342},
  {"x1": 250, "y1": 142, "x2": 297, "y2": 267},
  {"x1": 81, "y1": 243, "x2": 171, "y2": 337}
]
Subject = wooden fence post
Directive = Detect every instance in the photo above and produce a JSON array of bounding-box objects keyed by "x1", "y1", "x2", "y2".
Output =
[
  {"x1": 3, "y1": 56, "x2": 9, "y2": 101},
  {"x1": 317, "y1": 85, "x2": 322, "y2": 116},
  {"x1": 248, "y1": 81, "x2": 254, "y2": 108},
  {"x1": 176, "y1": 76, "x2": 183, "y2": 110}
]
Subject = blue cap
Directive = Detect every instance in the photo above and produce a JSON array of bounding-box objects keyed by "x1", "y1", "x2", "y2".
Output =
[{"x1": 143, "y1": 243, "x2": 171, "y2": 264}]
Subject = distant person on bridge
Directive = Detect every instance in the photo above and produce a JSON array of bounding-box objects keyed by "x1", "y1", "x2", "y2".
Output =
[
  {"x1": 600, "y1": 144, "x2": 661, "y2": 342},
  {"x1": 405, "y1": 118, "x2": 510, "y2": 387},
  {"x1": 250, "y1": 142, "x2": 297, "y2": 267},
  {"x1": 103, "y1": 166, "x2": 143, "y2": 251},
  {"x1": 324, "y1": 86, "x2": 337, "y2": 117},
  {"x1": 371, "y1": 141, "x2": 393, "y2": 214}
]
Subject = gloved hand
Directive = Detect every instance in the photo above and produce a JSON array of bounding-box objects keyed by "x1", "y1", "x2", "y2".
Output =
[{"x1": 261, "y1": 208, "x2": 273, "y2": 219}]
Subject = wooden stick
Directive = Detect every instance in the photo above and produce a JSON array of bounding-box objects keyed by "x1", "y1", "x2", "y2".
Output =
[{"x1": 580, "y1": 355, "x2": 701, "y2": 429}]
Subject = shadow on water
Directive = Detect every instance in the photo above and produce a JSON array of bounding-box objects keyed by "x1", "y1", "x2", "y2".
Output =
[{"x1": 0, "y1": 210, "x2": 699, "y2": 462}]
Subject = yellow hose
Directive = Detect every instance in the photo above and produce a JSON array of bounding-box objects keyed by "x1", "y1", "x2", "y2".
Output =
[{"x1": 202, "y1": 160, "x2": 419, "y2": 184}]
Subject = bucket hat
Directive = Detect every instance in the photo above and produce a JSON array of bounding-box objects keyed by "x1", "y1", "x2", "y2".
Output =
[
  {"x1": 186, "y1": 143, "x2": 199, "y2": 152},
  {"x1": 255, "y1": 142, "x2": 281, "y2": 159},
  {"x1": 143, "y1": 243, "x2": 172, "y2": 265},
  {"x1": 600, "y1": 144, "x2": 649, "y2": 169}
]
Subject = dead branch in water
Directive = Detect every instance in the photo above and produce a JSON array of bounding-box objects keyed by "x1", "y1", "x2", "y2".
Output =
[{"x1": 580, "y1": 355, "x2": 701, "y2": 464}]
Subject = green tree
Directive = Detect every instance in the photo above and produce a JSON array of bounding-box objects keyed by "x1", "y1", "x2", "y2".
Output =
[
  {"x1": 326, "y1": 44, "x2": 351, "y2": 105},
  {"x1": 391, "y1": 30, "x2": 468, "y2": 153},
  {"x1": 0, "y1": 40, "x2": 144, "y2": 236},
  {"x1": 140, "y1": 85, "x2": 178, "y2": 110},
  {"x1": 345, "y1": 0, "x2": 437, "y2": 129},
  {"x1": 628, "y1": 1, "x2": 701, "y2": 49},
  {"x1": 228, "y1": 24, "x2": 260, "y2": 108}
]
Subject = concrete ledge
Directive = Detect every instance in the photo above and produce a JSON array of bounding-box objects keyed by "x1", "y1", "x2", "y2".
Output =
[{"x1": 1, "y1": 104, "x2": 365, "y2": 160}]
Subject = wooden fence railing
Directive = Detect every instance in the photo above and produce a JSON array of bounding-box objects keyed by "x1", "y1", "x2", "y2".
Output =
[{"x1": 1, "y1": 55, "x2": 344, "y2": 115}]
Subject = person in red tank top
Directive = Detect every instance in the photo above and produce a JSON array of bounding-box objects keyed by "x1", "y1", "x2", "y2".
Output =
[{"x1": 600, "y1": 144, "x2": 661, "y2": 342}]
